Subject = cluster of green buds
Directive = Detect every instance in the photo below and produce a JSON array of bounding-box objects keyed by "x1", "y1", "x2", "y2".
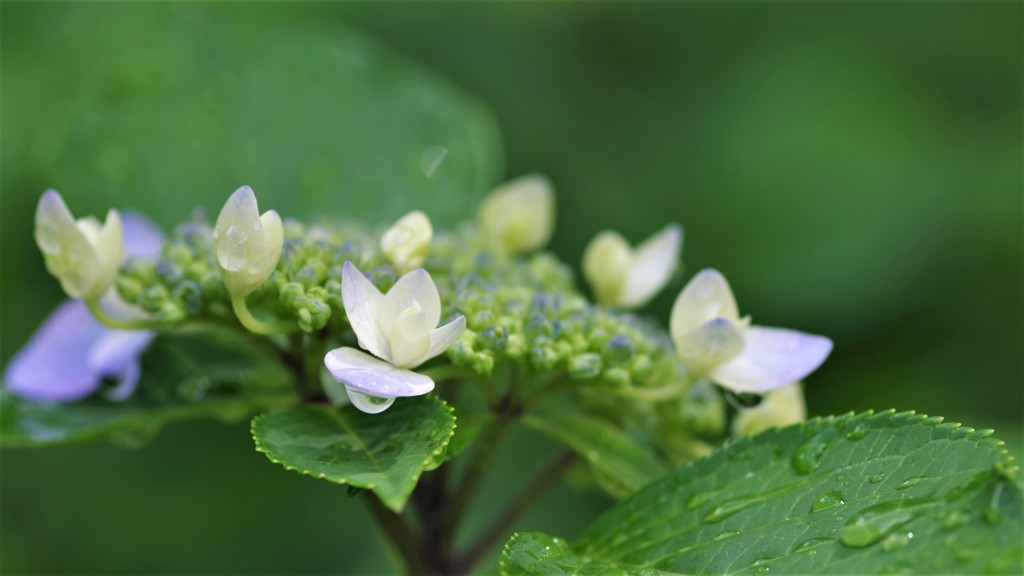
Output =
[{"x1": 24, "y1": 174, "x2": 832, "y2": 446}]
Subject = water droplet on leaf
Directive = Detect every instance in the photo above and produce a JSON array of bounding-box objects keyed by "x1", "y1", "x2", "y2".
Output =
[{"x1": 811, "y1": 490, "x2": 845, "y2": 513}]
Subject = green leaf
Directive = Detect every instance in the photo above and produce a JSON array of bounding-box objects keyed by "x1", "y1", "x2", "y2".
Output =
[
  {"x1": 7, "y1": 3, "x2": 503, "y2": 226},
  {"x1": 524, "y1": 407, "x2": 671, "y2": 499},
  {"x1": 501, "y1": 411, "x2": 1024, "y2": 575},
  {"x1": 251, "y1": 395, "x2": 455, "y2": 512},
  {"x1": 1, "y1": 327, "x2": 295, "y2": 447}
]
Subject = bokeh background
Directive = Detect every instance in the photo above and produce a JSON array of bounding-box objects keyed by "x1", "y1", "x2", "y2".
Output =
[{"x1": 2, "y1": 3, "x2": 1021, "y2": 574}]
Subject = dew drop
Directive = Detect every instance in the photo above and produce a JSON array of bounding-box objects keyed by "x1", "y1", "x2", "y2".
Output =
[
  {"x1": 869, "y1": 473, "x2": 886, "y2": 484},
  {"x1": 895, "y1": 476, "x2": 925, "y2": 490},
  {"x1": 685, "y1": 489, "x2": 719, "y2": 510},
  {"x1": 845, "y1": 424, "x2": 869, "y2": 441},
  {"x1": 704, "y1": 495, "x2": 761, "y2": 523},
  {"x1": 714, "y1": 530, "x2": 740, "y2": 541},
  {"x1": 941, "y1": 509, "x2": 968, "y2": 529},
  {"x1": 792, "y1": 435, "x2": 830, "y2": 475},
  {"x1": 792, "y1": 538, "x2": 833, "y2": 554},
  {"x1": 811, "y1": 490, "x2": 845, "y2": 513},
  {"x1": 881, "y1": 531, "x2": 914, "y2": 551},
  {"x1": 839, "y1": 500, "x2": 934, "y2": 548},
  {"x1": 983, "y1": 482, "x2": 1005, "y2": 525},
  {"x1": 217, "y1": 225, "x2": 249, "y2": 271}
]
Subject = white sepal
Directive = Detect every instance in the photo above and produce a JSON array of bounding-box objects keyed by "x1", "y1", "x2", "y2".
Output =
[
  {"x1": 212, "y1": 186, "x2": 284, "y2": 298},
  {"x1": 34, "y1": 190, "x2": 124, "y2": 301},
  {"x1": 381, "y1": 210, "x2": 433, "y2": 274},
  {"x1": 478, "y1": 174, "x2": 555, "y2": 255},
  {"x1": 711, "y1": 326, "x2": 833, "y2": 393}
]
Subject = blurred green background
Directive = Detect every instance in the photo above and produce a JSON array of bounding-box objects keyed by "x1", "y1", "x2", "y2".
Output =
[{"x1": 2, "y1": 3, "x2": 1021, "y2": 574}]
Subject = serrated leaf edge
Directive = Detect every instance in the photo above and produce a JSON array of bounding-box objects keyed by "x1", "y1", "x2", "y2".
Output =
[{"x1": 250, "y1": 395, "x2": 457, "y2": 512}]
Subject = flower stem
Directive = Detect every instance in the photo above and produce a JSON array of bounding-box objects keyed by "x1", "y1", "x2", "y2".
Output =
[
  {"x1": 363, "y1": 492, "x2": 425, "y2": 576},
  {"x1": 444, "y1": 413, "x2": 513, "y2": 543},
  {"x1": 230, "y1": 295, "x2": 295, "y2": 335},
  {"x1": 454, "y1": 450, "x2": 576, "y2": 573},
  {"x1": 85, "y1": 299, "x2": 166, "y2": 331}
]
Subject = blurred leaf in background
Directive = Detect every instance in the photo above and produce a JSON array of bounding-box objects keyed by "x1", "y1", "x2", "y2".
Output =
[{"x1": 2, "y1": 2, "x2": 1021, "y2": 574}]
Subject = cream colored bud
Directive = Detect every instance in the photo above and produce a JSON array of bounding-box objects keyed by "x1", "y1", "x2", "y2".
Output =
[
  {"x1": 381, "y1": 210, "x2": 432, "y2": 274},
  {"x1": 583, "y1": 224, "x2": 682, "y2": 309},
  {"x1": 478, "y1": 174, "x2": 555, "y2": 255},
  {"x1": 34, "y1": 190, "x2": 124, "y2": 301},
  {"x1": 212, "y1": 186, "x2": 284, "y2": 298}
]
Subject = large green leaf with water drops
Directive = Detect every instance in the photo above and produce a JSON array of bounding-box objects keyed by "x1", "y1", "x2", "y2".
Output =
[
  {"x1": 0, "y1": 327, "x2": 295, "y2": 447},
  {"x1": 251, "y1": 396, "x2": 456, "y2": 513},
  {"x1": 524, "y1": 407, "x2": 671, "y2": 499},
  {"x1": 500, "y1": 410, "x2": 1023, "y2": 575}
]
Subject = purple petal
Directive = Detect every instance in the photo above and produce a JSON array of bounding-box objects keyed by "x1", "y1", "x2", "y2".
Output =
[
  {"x1": 711, "y1": 326, "x2": 833, "y2": 393},
  {"x1": 89, "y1": 330, "x2": 156, "y2": 380},
  {"x1": 4, "y1": 301, "x2": 155, "y2": 403},
  {"x1": 324, "y1": 347, "x2": 434, "y2": 398},
  {"x1": 5, "y1": 301, "x2": 109, "y2": 402},
  {"x1": 121, "y1": 212, "x2": 166, "y2": 260}
]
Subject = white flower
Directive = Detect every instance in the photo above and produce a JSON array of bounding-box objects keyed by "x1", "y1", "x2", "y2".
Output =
[
  {"x1": 670, "y1": 269, "x2": 833, "y2": 393},
  {"x1": 381, "y1": 210, "x2": 433, "y2": 274},
  {"x1": 212, "y1": 186, "x2": 284, "y2": 298},
  {"x1": 34, "y1": 189, "x2": 123, "y2": 301},
  {"x1": 732, "y1": 382, "x2": 807, "y2": 436},
  {"x1": 478, "y1": 174, "x2": 555, "y2": 255},
  {"x1": 324, "y1": 262, "x2": 466, "y2": 413},
  {"x1": 583, "y1": 224, "x2": 683, "y2": 308}
]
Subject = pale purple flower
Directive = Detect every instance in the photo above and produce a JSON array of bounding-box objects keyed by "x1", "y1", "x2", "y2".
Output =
[
  {"x1": 670, "y1": 269, "x2": 833, "y2": 393},
  {"x1": 4, "y1": 212, "x2": 164, "y2": 403},
  {"x1": 324, "y1": 262, "x2": 465, "y2": 414}
]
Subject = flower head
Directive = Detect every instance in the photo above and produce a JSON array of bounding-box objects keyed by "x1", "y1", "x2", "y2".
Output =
[
  {"x1": 381, "y1": 210, "x2": 433, "y2": 274},
  {"x1": 478, "y1": 174, "x2": 555, "y2": 255},
  {"x1": 35, "y1": 189, "x2": 123, "y2": 301},
  {"x1": 583, "y1": 224, "x2": 682, "y2": 308},
  {"x1": 324, "y1": 262, "x2": 466, "y2": 413},
  {"x1": 670, "y1": 269, "x2": 832, "y2": 393},
  {"x1": 7, "y1": 213, "x2": 165, "y2": 402},
  {"x1": 212, "y1": 186, "x2": 284, "y2": 298}
]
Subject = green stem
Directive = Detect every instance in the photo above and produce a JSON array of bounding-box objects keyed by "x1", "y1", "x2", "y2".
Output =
[
  {"x1": 85, "y1": 299, "x2": 166, "y2": 331},
  {"x1": 443, "y1": 415, "x2": 514, "y2": 547},
  {"x1": 363, "y1": 492, "x2": 425, "y2": 576},
  {"x1": 454, "y1": 450, "x2": 576, "y2": 573},
  {"x1": 230, "y1": 295, "x2": 295, "y2": 335}
]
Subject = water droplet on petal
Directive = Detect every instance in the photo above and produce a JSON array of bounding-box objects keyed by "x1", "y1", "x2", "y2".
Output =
[{"x1": 217, "y1": 225, "x2": 249, "y2": 271}]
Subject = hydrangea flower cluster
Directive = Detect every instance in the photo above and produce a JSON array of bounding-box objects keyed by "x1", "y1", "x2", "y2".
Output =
[{"x1": 10, "y1": 175, "x2": 832, "y2": 437}]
